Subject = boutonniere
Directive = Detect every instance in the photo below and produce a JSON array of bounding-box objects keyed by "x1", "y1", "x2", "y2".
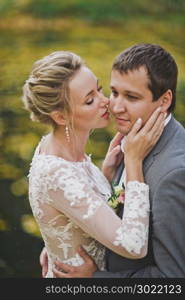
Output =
[{"x1": 107, "y1": 185, "x2": 125, "y2": 212}]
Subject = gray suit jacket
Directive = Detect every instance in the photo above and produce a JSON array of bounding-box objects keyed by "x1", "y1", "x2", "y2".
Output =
[{"x1": 94, "y1": 116, "x2": 185, "y2": 278}]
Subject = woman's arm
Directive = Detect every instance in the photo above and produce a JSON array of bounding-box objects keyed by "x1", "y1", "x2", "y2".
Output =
[
  {"x1": 48, "y1": 172, "x2": 149, "y2": 259},
  {"x1": 46, "y1": 108, "x2": 165, "y2": 260}
]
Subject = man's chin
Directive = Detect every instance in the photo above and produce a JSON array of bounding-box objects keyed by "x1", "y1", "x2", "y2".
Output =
[{"x1": 115, "y1": 125, "x2": 130, "y2": 135}]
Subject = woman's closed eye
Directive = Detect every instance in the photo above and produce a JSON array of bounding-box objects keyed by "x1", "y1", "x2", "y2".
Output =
[
  {"x1": 86, "y1": 98, "x2": 94, "y2": 105},
  {"x1": 86, "y1": 86, "x2": 103, "y2": 105}
]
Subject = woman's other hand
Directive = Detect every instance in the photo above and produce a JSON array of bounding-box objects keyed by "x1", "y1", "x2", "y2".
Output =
[{"x1": 102, "y1": 132, "x2": 124, "y2": 182}]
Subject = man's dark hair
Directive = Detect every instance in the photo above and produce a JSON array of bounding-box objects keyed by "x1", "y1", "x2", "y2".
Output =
[{"x1": 112, "y1": 43, "x2": 178, "y2": 112}]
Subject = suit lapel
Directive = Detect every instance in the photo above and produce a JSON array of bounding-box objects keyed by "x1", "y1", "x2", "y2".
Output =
[{"x1": 112, "y1": 162, "x2": 124, "y2": 186}]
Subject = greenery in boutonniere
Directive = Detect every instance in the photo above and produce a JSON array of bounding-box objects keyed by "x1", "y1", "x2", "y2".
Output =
[{"x1": 107, "y1": 185, "x2": 125, "y2": 212}]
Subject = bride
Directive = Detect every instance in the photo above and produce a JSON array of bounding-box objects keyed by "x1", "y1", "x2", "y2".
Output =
[{"x1": 22, "y1": 51, "x2": 165, "y2": 278}]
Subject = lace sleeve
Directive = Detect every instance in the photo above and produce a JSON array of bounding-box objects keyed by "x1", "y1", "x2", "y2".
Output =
[{"x1": 47, "y1": 165, "x2": 150, "y2": 259}]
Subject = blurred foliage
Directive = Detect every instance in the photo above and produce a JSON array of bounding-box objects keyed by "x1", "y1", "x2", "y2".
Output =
[
  {"x1": 0, "y1": 0, "x2": 185, "y2": 21},
  {"x1": 0, "y1": 0, "x2": 185, "y2": 277},
  {"x1": 22, "y1": 0, "x2": 185, "y2": 21}
]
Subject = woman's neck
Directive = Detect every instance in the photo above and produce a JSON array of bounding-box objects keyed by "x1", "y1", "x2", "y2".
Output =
[{"x1": 45, "y1": 127, "x2": 89, "y2": 162}]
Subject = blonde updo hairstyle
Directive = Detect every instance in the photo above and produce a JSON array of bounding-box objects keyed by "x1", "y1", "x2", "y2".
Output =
[{"x1": 22, "y1": 51, "x2": 84, "y2": 128}]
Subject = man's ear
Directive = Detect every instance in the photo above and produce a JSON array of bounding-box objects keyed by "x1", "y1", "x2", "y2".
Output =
[
  {"x1": 50, "y1": 110, "x2": 66, "y2": 126},
  {"x1": 160, "y1": 89, "x2": 172, "y2": 112}
]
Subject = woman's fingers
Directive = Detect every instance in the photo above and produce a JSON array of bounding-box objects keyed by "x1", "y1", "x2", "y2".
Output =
[
  {"x1": 150, "y1": 117, "x2": 165, "y2": 144},
  {"x1": 106, "y1": 145, "x2": 123, "y2": 167},
  {"x1": 110, "y1": 145, "x2": 121, "y2": 156},
  {"x1": 109, "y1": 132, "x2": 124, "y2": 151},
  {"x1": 140, "y1": 106, "x2": 162, "y2": 135},
  {"x1": 128, "y1": 118, "x2": 143, "y2": 137},
  {"x1": 149, "y1": 112, "x2": 166, "y2": 139}
]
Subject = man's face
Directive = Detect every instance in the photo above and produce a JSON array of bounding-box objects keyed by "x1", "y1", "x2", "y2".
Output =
[{"x1": 109, "y1": 67, "x2": 161, "y2": 135}]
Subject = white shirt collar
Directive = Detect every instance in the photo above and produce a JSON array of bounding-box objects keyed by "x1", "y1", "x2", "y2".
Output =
[{"x1": 164, "y1": 113, "x2": 171, "y2": 126}]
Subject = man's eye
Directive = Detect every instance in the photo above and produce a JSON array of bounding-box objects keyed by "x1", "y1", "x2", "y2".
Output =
[
  {"x1": 111, "y1": 90, "x2": 118, "y2": 97},
  {"x1": 127, "y1": 95, "x2": 138, "y2": 100}
]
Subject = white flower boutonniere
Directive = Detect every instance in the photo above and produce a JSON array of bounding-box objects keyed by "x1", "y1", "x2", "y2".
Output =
[{"x1": 107, "y1": 185, "x2": 125, "y2": 212}]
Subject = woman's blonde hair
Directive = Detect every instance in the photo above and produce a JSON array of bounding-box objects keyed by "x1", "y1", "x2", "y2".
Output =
[{"x1": 22, "y1": 51, "x2": 84, "y2": 127}]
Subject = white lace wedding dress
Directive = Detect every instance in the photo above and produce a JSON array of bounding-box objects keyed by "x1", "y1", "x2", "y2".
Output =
[{"x1": 28, "y1": 136, "x2": 150, "y2": 277}]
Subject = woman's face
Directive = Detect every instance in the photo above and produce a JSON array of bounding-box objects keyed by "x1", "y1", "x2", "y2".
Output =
[{"x1": 69, "y1": 66, "x2": 110, "y2": 134}]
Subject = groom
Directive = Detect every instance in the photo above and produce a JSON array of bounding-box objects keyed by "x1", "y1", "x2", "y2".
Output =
[{"x1": 41, "y1": 43, "x2": 185, "y2": 277}]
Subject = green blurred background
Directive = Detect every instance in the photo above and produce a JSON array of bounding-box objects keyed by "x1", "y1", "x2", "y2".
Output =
[{"x1": 0, "y1": 0, "x2": 185, "y2": 278}]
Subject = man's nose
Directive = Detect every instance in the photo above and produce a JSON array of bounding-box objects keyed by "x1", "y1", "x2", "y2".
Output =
[{"x1": 110, "y1": 97, "x2": 126, "y2": 113}]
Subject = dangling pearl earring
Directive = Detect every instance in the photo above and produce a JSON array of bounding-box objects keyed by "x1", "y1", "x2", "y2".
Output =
[{"x1": 65, "y1": 126, "x2": 70, "y2": 143}]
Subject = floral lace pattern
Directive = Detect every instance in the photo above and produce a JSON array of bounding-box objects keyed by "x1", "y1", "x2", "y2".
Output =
[
  {"x1": 28, "y1": 137, "x2": 150, "y2": 277},
  {"x1": 114, "y1": 181, "x2": 149, "y2": 254}
]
